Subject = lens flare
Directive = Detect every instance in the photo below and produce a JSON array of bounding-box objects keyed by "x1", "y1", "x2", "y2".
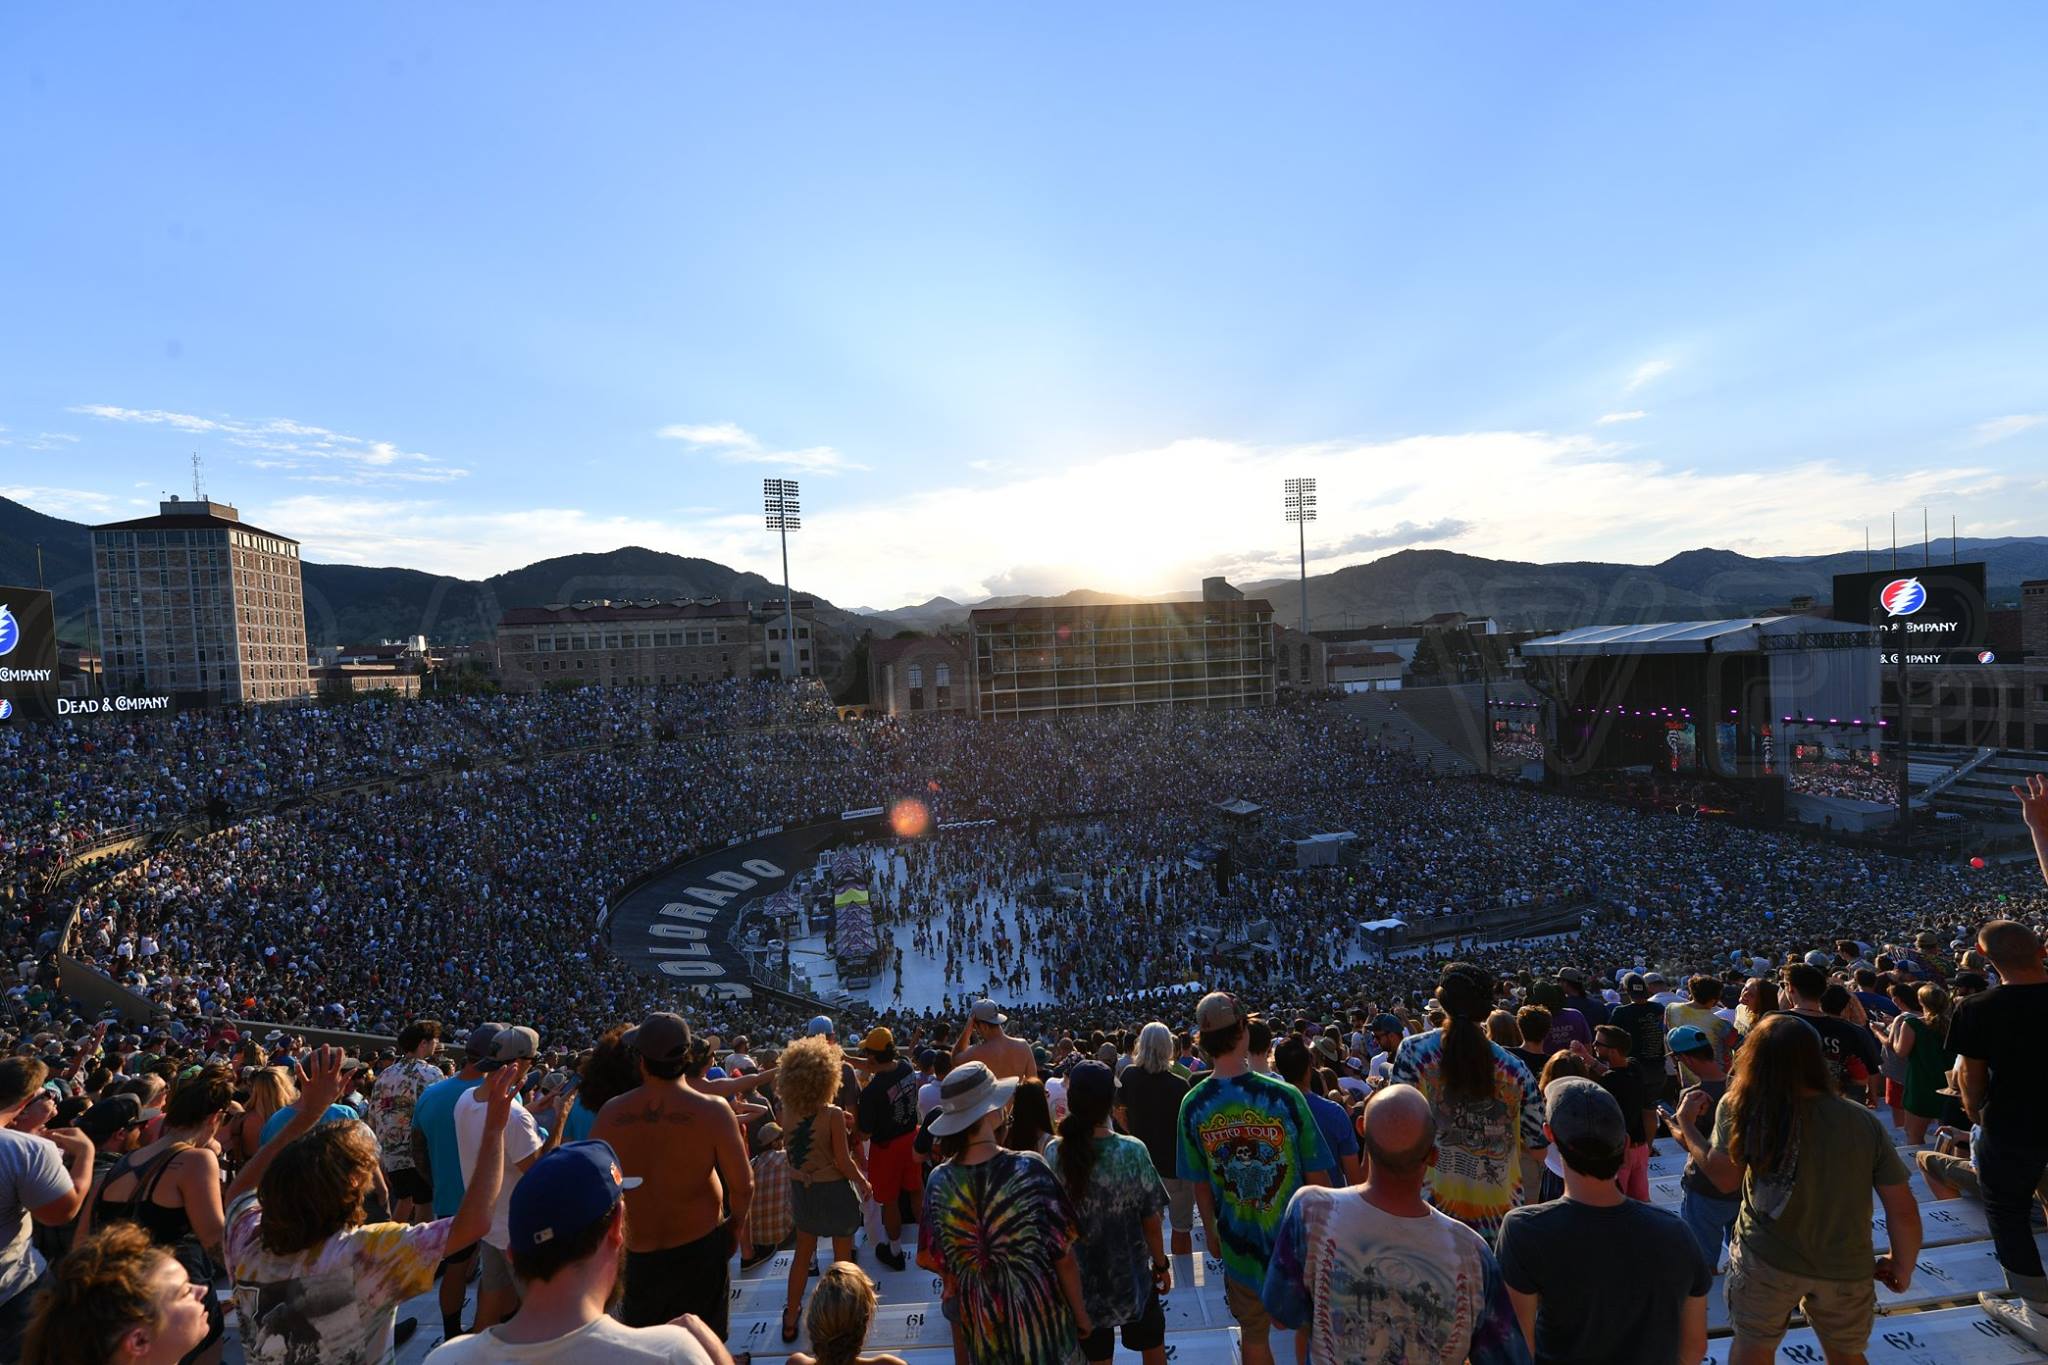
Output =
[{"x1": 889, "y1": 798, "x2": 932, "y2": 839}]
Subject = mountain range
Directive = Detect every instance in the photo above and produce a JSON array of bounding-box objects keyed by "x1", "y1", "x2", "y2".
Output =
[{"x1": 5, "y1": 494, "x2": 2045, "y2": 655}]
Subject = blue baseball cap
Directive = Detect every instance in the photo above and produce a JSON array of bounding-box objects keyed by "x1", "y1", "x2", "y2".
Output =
[
  {"x1": 508, "y1": 1141, "x2": 641, "y2": 1252},
  {"x1": 806, "y1": 1015, "x2": 834, "y2": 1037},
  {"x1": 1666, "y1": 1025, "x2": 1713, "y2": 1057}
]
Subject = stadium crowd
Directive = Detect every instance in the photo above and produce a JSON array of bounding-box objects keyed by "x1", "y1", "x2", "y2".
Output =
[{"x1": 5, "y1": 685, "x2": 2048, "y2": 1363}]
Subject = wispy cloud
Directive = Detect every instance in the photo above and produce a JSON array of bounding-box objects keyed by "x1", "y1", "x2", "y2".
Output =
[
  {"x1": 1625, "y1": 359, "x2": 1673, "y2": 391},
  {"x1": 0, "y1": 484, "x2": 130, "y2": 519},
  {"x1": 68, "y1": 404, "x2": 467, "y2": 485},
  {"x1": 656, "y1": 420, "x2": 867, "y2": 474},
  {"x1": 1968, "y1": 414, "x2": 2045, "y2": 446},
  {"x1": 0, "y1": 428, "x2": 82, "y2": 450},
  {"x1": 1596, "y1": 410, "x2": 1648, "y2": 425}
]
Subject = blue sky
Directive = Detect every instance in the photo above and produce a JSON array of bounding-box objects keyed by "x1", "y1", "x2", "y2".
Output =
[{"x1": 3, "y1": 4, "x2": 2045, "y2": 606}]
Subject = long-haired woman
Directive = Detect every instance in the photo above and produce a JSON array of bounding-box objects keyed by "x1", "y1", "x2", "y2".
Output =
[
  {"x1": 75, "y1": 1067, "x2": 240, "y2": 1365},
  {"x1": 1695, "y1": 1012, "x2": 1916, "y2": 1359},
  {"x1": 778, "y1": 1035, "x2": 872, "y2": 1344},
  {"x1": 225, "y1": 1048, "x2": 518, "y2": 1364},
  {"x1": 1885, "y1": 984, "x2": 1957, "y2": 1143},
  {"x1": 1386, "y1": 961, "x2": 1547, "y2": 1239},
  {"x1": 232, "y1": 1067, "x2": 295, "y2": 1164},
  {"x1": 1045, "y1": 1062, "x2": 1168, "y2": 1365},
  {"x1": 1003, "y1": 1080, "x2": 1055, "y2": 1155},
  {"x1": 22, "y1": 1224, "x2": 213, "y2": 1365}
]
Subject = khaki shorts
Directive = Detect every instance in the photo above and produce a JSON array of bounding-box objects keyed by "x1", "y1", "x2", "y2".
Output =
[
  {"x1": 1916, "y1": 1148, "x2": 2048, "y2": 1202},
  {"x1": 1725, "y1": 1243, "x2": 1874, "y2": 1355},
  {"x1": 1161, "y1": 1177, "x2": 1195, "y2": 1235},
  {"x1": 1224, "y1": 1277, "x2": 1270, "y2": 1347}
]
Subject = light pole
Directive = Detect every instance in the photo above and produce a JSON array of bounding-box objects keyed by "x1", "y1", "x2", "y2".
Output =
[
  {"x1": 764, "y1": 478, "x2": 801, "y2": 680},
  {"x1": 1283, "y1": 477, "x2": 1316, "y2": 636}
]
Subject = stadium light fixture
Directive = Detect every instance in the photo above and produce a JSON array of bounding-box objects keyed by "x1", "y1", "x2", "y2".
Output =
[
  {"x1": 764, "y1": 478, "x2": 802, "y2": 681},
  {"x1": 1283, "y1": 477, "x2": 1317, "y2": 635}
]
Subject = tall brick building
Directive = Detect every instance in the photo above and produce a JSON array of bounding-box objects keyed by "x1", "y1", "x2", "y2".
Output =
[
  {"x1": 495, "y1": 597, "x2": 821, "y2": 690},
  {"x1": 90, "y1": 496, "x2": 313, "y2": 704}
]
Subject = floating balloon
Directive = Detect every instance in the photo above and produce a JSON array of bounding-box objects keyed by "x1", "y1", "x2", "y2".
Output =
[{"x1": 1970, "y1": 856, "x2": 1986, "y2": 870}]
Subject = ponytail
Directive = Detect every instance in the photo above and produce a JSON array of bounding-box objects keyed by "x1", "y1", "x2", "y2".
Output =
[
  {"x1": 1056, "y1": 1083, "x2": 1113, "y2": 1205},
  {"x1": 1437, "y1": 962, "x2": 1499, "y2": 1105}
]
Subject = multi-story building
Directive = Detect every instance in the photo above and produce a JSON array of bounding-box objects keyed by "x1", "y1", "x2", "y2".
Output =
[
  {"x1": 1274, "y1": 626, "x2": 1328, "y2": 694},
  {"x1": 969, "y1": 598, "x2": 1276, "y2": 719},
  {"x1": 494, "y1": 597, "x2": 820, "y2": 691},
  {"x1": 90, "y1": 496, "x2": 313, "y2": 704}
]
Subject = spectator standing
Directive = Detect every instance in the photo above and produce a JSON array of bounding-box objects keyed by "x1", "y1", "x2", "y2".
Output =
[
  {"x1": 919, "y1": 1061, "x2": 1092, "y2": 1365},
  {"x1": 410, "y1": 1023, "x2": 498, "y2": 1344},
  {"x1": 852, "y1": 1027, "x2": 921, "y2": 1272},
  {"x1": 745, "y1": 1121, "x2": 793, "y2": 1272},
  {"x1": 452, "y1": 1027, "x2": 551, "y2": 1333},
  {"x1": 0, "y1": 1058, "x2": 92, "y2": 1359},
  {"x1": 775, "y1": 1034, "x2": 871, "y2": 1344},
  {"x1": 1046, "y1": 1062, "x2": 1168, "y2": 1365},
  {"x1": 227, "y1": 1050, "x2": 517, "y2": 1364},
  {"x1": 1884, "y1": 983, "x2": 1956, "y2": 1144},
  {"x1": 1664, "y1": 975, "x2": 1735, "y2": 1072},
  {"x1": 1274, "y1": 1039, "x2": 1364, "y2": 1185},
  {"x1": 1699, "y1": 1014, "x2": 1918, "y2": 1365},
  {"x1": 952, "y1": 1000, "x2": 1034, "y2": 1083},
  {"x1": 367, "y1": 1019, "x2": 443, "y2": 1223},
  {"x1": 1586, "y1": 1025, "x2": 1651, "y2": 1201},
  {"x1": 1663, "y1": 1024, "x2": 1740, "y2": 1268},
  {"x1": 422, "y1": 1140, "x2": 727, "y2": 1364},
  {"x1": 1390, "y1": 964, "x2": 1546, "y2": 1240},
  {"x1": 1262, "y1": 1084, "x2": 1528, "y2": 1365},
  {"x1": 1953, "y1": 899, "x2": 2048, "y2": 1344},
  {"x1": 592, "y1": 1012, "x2": 752, "y2": 1339},
  {"x1": 1606, "y1": 974, "x2": 1670, "y2": 1107},
  {"x1": 1178, "y1": 992, "x2": 1334, "y2": 1365},
  {"x1": 1779, "y1": 963, "x2": 1882, "y2": 1105},
  {"x1": 1497, "y1": 1077, "x2": 1709, "y2": 1364},
  {"x1": 1115, "y1": 1022, "x2": 1193, "y2": 1255}
]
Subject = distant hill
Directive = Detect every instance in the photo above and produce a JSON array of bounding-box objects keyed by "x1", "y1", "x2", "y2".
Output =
[
  {"x1": 8, "y1": 491, "x2": 2045, "y2": 650},
  {"x1": 0, "y1": 498, "x2": 865, "y2": 668}
]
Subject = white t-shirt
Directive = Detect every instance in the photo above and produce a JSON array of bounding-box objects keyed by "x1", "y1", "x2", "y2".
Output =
[
  {"x1": 0, "y1": 1130, "x2": 71, "y2": 1305},
  {"x1": 452, "y1": 1088, "x2": 543, "y2": 1249},
  {"x1": 424, "y1": 1315, "x2": 715, "y2": 1362}
]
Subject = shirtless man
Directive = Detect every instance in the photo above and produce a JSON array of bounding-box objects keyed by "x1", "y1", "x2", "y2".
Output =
[
  {"x1": 951, "y1": 999, "x2": 1035, "y2": 1083},
  {"x1": 591, "y1": 1011, "x2": 752, "y2": 1338}
]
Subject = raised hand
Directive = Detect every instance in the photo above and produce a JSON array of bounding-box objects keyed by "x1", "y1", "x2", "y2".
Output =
[
  {"x1": 298, "y1": 1045, "x2": 348, "y2": 1112},
  {"x1": 2015, "y1": 773, "x2": 2048, "y2": 837},
  {"x1": 482, "y1": 1062, "x2": 521, "y2": 1133}
]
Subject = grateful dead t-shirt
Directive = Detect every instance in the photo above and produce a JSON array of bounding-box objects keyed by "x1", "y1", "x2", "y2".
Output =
[
  {"x1": 1177, "y1": 1069, "x2": 1335, "y2": 1288},
  {"x1": 1389, "y1": 1029, "x2": 1547, "y2": 1239}
]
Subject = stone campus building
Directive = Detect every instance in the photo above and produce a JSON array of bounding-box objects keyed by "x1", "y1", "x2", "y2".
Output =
[{"x1": 494, "y1": 597, "x2": 822, "y2": 690}]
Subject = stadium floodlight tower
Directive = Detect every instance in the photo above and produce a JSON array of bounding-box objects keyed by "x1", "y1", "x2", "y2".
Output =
[
  {"x1": 763, "y1": 478, "x2": 801, "y2": 680},
  {"x1": 1283, "y1": 477, "x2": 1316, "y2": 634}
]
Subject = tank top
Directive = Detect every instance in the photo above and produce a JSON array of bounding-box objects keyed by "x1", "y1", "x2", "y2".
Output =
[
  {"x1": 787, "y1": 1107, "x2": 846, "y2": 1185},
  {"x1": 91, "y1": 1144, "x2": 201, "y2": 1252}
]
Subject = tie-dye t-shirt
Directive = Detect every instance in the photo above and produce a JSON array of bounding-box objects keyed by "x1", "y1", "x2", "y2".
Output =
[
  {"x1": 918, "y1": 1150, "x2": 1085, "y2": 1365},
  {"x1": 1388, "y1": 1029, "x2": 1547, "y2": 1239},
  {"x1": 1262, "y1": 1186, "x2": 1530, "y2": 1365},
  {"x1": 226, "y1": 1190, "x2": 451, "y2": 1365},
  {"x1": 1043, "y1": 1131, "x2": 1168, "y2": 1327},
  {"x1": 1176, "y1": 1070, "x2": 1336, "y2": 1288}
]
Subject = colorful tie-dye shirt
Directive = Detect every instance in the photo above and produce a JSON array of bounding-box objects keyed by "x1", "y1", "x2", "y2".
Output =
[
  {"x1": 226, "y1": 1190, "x2": 451, "y2": 1365},
  {"x1": 1176, "y1": 1069, "x2": 1336, "y2": 1288},
  {"x1": 918, "y1": 1150, "x2": 1085, "y2": 1365},
  {"x1": 1043, "y1": 1131, "x2": 1168, "y2": 1327},
  {"x1": 1388, "y1": 1029, "x2": 1547, "y2": 1239},
  {"x1": 1262, "y1": 1185, "x2": 1531, "y2": 1365}
]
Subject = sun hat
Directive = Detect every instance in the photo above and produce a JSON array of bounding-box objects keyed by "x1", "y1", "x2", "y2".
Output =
[{"x1": 928, "y1": 1061, "x2": 1018, "y2": 1138}]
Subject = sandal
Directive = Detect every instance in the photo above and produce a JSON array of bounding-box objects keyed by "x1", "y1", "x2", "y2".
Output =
[{"x1": 781, "y1": 1297, "x2": 803, "y2": 1344}]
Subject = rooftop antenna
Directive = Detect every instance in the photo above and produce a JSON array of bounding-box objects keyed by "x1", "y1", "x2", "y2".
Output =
[{"x1": 191, "y1": 452, "x2": 205, "y2": 502}]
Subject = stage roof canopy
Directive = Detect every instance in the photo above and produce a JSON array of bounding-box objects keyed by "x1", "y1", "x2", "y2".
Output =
[{"x1": 1520, "y1": 614, "x2": 1873, "y2": 658}]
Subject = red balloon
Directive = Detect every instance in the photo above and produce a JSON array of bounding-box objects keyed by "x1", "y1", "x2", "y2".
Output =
[{"x1": 1970, "y1": 856, "x2": 1987, "y2": 870}]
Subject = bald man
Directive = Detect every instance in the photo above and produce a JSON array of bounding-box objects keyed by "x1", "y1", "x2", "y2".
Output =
[{"x1": 1263, "y1": 1084, "x2": 1529, "y2": 1365}]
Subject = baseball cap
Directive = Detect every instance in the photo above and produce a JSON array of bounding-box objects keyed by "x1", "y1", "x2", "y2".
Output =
[
  {"x1": 969, "y1": 999, "x2": 1007, "y2": 1026},
  {"x1": 1666, "y1": 1025, "x2": 1713, "y2": 1057},
  {"x1": 1066, "y1": 1060, "x2": 1114, "y2": 1109},
  {"x1": 859, "y1": 1027, "x2": 896, "y2": 1061},
  {"x1": 1803, "y1": 950, "x2": 1832, "y2": 969},
  {"x1": 481, "y1": 1026, "x2": 539, "y2": 1070},
  {"x1": 1195, "y1": 992, "x2": 1246, "y2": 1032},
  {"x1": 465, "y1": 1024, "x2": 509, "y2": 1060},
  {"x1": 78, "y1": 1093, "x2": 144, "y2": 1144},
  {"x1": 1557, "y1": 966, "x2": 1588, "y2": 986},
  {"x1": 1545, "y1": 1076, "x2": 1627, "y2": 1159},
  {"x1": 507, "y1": 1141, "x2": 642, "y2": 1252},
  {"x1": 1621, "y1": 973, "x2": 1647, "y2": 997},
  {"x1": 754, "y1": 1121, "x2": 784, "y2": 1151},
  {"x1": 625, "y1": 1013, "x2": 693, "y2": 1066},
  {"x1": 1368, "y1": 1013, "x2": 1402, "y2": 1036},
  {"x1": 1526, "y1": 980, "x2": 1567, "y2": 1012},
  {"x1": 806, "y1": 1015, "x2": 834, "y2": 1038},
  {"x1": 914, "y1": 1047, "x2": 938, "y2": 1070}
]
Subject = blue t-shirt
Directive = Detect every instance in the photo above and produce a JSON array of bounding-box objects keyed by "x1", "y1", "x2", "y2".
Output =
[
  {"x1": 257, "y1": 1102, "x2": 361, "y2": 1148},
  {"x1": 1304, "y1": 1090, "x2": 1359, "y2": 1168},
  {"x1": 1176, "y1": 1069, "x2": 1335, "y2": 1289},
  {"x1": 411, "y1": 1074, "x2": 483, "y2": 1218},
  {"x1": 563, "y1": 1098, "x2": 600, "y2": 1144}
]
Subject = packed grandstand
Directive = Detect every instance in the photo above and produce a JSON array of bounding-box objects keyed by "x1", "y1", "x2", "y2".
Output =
[{"x1": 7, "y1": 679, "x2": 2048, "y2": 1364}]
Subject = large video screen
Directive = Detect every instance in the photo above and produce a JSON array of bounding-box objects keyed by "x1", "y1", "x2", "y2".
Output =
[
  {"x1": 0, "y1": 585, "x2": 59, "y2": 722},
  {"x1": 1830, "y1": 562, "x2": 1988, "y2": 666}
]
